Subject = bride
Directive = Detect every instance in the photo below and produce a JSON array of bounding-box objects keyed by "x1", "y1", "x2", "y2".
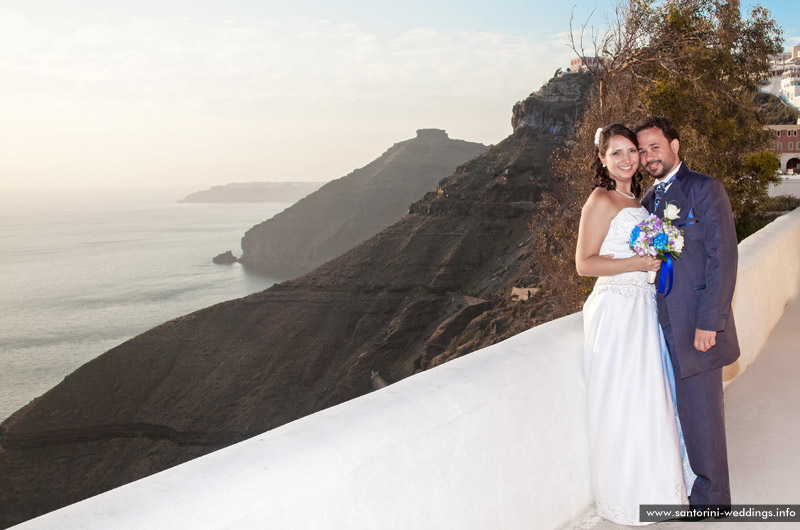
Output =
[{"x1": 576, "y1": 124, "x2": 691, "y2": 525}]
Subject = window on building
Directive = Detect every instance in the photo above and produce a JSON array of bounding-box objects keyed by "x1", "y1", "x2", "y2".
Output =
[
  {"x1": 778, "y1": 142, "x2": 783, "y2": 150},
  {"x1": 790, "y1": 142, "x2": 794, "y2": 150}
]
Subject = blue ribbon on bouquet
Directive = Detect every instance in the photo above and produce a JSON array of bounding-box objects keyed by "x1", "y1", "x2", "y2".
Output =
[{"x1": 658, "y1": 255, "x2": 674, "y2": 296}]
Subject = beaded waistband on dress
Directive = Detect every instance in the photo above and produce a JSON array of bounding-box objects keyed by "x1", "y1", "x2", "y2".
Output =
[
  {"x1": 591, "y1": 272, "x2": 656, "y2": 305},
  {"x1": 595, "y1": 270, "x2": 652, "y2": 286}
]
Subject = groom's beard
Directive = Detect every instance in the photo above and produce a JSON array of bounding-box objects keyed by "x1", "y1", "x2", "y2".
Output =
[
  {"x1": 643, "y1": 159, "x2": 668, "y2": 179},
  {"x1": 642, "y1": 152, "x2": 678, "y2": 180}
]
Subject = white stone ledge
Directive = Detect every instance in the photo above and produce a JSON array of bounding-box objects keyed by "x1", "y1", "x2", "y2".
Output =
[
  {"x1": 13, "y1": 207, "x2": 800, "y2": 530},
  {"x1": 726, "y1": 207, "x2": 800, "y2": 384}
]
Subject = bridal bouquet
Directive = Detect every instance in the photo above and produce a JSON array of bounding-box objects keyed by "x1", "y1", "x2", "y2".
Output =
[{"x1": 629, "y1": 203, "x2": 685, "y2": 286}]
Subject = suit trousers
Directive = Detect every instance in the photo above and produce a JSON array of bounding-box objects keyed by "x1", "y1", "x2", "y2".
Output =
[{"x1": 662, "y1": 324, "x2": 732, "y2": 506}]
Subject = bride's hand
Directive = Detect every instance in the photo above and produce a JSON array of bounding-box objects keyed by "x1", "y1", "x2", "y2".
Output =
[{"x1": 630, "y1": 256, "x2": 661, "y2": 272}]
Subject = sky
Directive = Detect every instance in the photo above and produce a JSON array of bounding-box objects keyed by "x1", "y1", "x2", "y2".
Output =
[{"x1": 1, "y1": 0, "x2": 798, "y2": 193}]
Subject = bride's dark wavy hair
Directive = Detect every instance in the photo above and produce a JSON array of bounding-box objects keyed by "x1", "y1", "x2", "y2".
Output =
[{"x1": 590, "y1": 123, "x2": 644, "y2": 198}]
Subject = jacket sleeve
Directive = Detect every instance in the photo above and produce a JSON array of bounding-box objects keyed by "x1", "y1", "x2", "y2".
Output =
[{"x1": 695, "y1": 178, "x2": 738, "y2": 331}]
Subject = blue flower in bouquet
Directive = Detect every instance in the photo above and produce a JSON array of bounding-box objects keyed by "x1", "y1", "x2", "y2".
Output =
[
  {"x1": 629, "y1": 226, "x2": 642, "y2": 247},
  {"x1": 629, "y1": 208, "x2": 684, "y2": 261}
]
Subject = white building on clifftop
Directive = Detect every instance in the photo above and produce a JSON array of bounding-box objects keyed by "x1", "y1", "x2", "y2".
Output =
[
  {"x1": 768, "y1": 45, "x2": 800, "y2": 109},
  {"x1": 782, "y1": 68, "x2": 800, "y2": 108},
  {"x1": 569, "y1": 56, "x2": 601, "y2": 72}
]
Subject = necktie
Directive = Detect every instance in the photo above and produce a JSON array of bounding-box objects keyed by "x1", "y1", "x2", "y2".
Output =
[
  {"x1": 653, "y1": 183, "x2": 666, "y2": 210},
  {"x1": 652, "y1": 177, "x2": 674, "y2": 210}
]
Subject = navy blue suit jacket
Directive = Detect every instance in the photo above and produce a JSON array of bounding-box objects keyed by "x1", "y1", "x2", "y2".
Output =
[{"x1": 643, "y1": 163, "x2": 740, "y2": 378}]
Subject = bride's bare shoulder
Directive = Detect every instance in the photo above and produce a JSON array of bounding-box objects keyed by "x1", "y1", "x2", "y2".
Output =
[{"x1": 582, "y1": 187, "x2": 616, "y2": 217}]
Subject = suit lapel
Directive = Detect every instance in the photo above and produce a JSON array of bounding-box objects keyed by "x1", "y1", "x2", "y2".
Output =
[
  {"x1": 658, "y1": 163, "x2": 690, "y2": 219},
  {"x1": 657, "y1": 182, "x2": 679, "y2": 217}
]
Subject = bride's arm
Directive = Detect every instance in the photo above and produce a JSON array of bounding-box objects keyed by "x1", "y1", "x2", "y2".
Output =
[{"x1": 575, "y1": 191, "x2": 661, "y2": 277}]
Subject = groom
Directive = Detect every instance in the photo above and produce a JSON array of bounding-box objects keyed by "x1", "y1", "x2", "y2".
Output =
[{"x1": 635, "y1": 117, "x2": 740, "y2": 508}]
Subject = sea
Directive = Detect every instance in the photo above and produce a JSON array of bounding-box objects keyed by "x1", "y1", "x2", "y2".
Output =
[{"x1": 0, "y1": 189, "x2": 289, "y2": 422}]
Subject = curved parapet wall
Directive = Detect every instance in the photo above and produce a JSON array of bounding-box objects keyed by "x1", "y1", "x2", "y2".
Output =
[
  {"x1": 12, "y1": 208, "x2": 800, "y2": 530},
  {"x1": 725, "y1": 206, "x2": 800, "y2": 384}
]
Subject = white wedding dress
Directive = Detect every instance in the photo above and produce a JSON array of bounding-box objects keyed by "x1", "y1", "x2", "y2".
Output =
[{"x1": 583, "y1": 207, "x2": 692, "y2": 526}]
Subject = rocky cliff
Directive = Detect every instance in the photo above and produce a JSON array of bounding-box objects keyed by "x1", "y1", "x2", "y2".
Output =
[
  {"x1": 0, "y1": 72, "x2": 593, "y2": 528},
  {"x1": 755, "y1": 91, "x2": 800, "y2": 124},
  {"x1": 239, "y1": 129, "x2": 487, "y2": 277}
]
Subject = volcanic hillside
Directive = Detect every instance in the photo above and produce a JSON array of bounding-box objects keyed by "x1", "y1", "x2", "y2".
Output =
[
  {"x1": 0, "y1": 71, "x2": 592, "y2": 528},
  {"x1": 239, "y1": 128, "x2": 487, "y2": 278}
]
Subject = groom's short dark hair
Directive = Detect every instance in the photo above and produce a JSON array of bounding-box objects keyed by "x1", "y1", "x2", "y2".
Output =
[{"x1": 634, "y1": 116, "x2": 680, "y2": 143}]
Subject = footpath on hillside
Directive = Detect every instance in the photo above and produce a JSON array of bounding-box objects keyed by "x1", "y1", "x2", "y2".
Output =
[{"x1": 568, "y1": 295, "x2": 800, "y2": 530}]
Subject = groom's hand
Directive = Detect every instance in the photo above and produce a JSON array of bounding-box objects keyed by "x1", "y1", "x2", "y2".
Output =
[{"x1": 694, "y1": 329, "x2": 717, "y2": 352}]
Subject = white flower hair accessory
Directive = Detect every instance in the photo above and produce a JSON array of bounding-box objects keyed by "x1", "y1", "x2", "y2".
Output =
[{"x1": 594, "y1": 127, "x2": 603, "y2": 147}]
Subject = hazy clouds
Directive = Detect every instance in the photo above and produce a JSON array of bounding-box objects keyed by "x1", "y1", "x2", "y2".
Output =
[{"x1": 0, "y1": 3, "x2": 795, "y2": 191}]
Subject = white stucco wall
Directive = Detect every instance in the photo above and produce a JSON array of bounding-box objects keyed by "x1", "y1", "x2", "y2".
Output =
[
  {"x1": 12, "y1": 207, "x2": 800, "y2": 530},
  {"x1": 724, "y1": 206, "x2": 800, "y2": 384},
  {"x1": 777, "y1": 154, "x2": 800, "y2": 174}
]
